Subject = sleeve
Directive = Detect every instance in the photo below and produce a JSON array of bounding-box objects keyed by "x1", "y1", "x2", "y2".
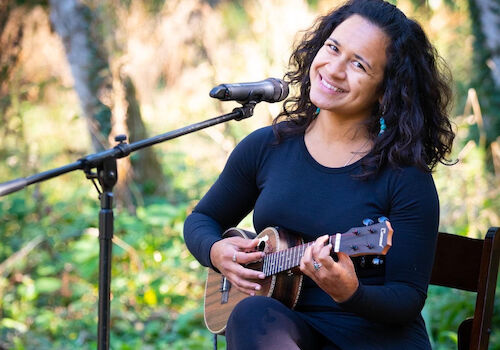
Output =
[
  {"x1": 339, "y1": 166, "x2": 439, "y2": 325},
  {"x1": 183, "y1": 127, "x2": 270, "y2": 270}
]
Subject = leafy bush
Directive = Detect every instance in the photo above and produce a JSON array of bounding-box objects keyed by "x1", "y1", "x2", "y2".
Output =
[{"x1": 0, "y1": 186, "x2": 221, "y2": 349}]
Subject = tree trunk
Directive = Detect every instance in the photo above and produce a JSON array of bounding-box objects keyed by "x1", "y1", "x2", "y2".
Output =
[
  {"x1": 474, "y1": 0, "x2": 500, "y2": 89},
  {"x1": 123, "y1": 75, "x2": 168, "y2": 197},
  {"x1": 0, "y1": 0, "x2": 24, "y2": 134},
  {"x1": 49, "y1": 0, "x2": 168, "y2": 206},
  {"x1": 49, "y1": 0, "x2": 111, "y2": 152},
  {"x1": 468, "y1": 0, "x2": 500, "y2": 144}
]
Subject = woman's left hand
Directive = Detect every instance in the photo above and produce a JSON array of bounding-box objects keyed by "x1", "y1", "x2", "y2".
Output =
[{"x1": 299, "y1": 235, "x2": 359, "y2": 303}]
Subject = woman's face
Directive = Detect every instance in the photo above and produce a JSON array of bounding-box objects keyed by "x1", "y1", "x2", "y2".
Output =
[{"x1": 309, "y1": 14, "x2": 389, "y2": 121}]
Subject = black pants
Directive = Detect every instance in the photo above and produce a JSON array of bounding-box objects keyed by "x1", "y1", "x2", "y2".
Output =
[{"x1": 226, "y1": 296, "x2": 340, "y2": 350}]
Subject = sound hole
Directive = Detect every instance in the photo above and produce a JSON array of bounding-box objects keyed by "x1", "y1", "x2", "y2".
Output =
[{"x1": 258, "y1": 240, "x2": 266, "y2": 251}]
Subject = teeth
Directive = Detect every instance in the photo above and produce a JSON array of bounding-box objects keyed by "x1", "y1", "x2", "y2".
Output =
[{"x1": 321, "y1": 78, "x2": 345, "y2": 92}]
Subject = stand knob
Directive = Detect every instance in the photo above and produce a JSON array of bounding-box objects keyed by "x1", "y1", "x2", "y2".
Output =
[{"x1": 115, "y1": 134, "x2": 127, "y2": 143}]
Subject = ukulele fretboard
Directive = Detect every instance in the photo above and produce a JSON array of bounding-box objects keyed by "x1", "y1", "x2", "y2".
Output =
[{"x1": 262, "y1": 241, "x2": 315, "y2": 276}]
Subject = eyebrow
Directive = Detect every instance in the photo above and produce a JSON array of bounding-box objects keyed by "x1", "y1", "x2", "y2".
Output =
[{"x1": 327, "y1": 37, "x2": 373, "y2": 70}]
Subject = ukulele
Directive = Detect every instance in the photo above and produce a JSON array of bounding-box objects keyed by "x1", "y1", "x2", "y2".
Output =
[{"x1": 204, "y1": 220, "x2": 393, "y2": 334}]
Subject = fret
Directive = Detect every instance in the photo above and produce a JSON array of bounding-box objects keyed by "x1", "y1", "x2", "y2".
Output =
[
  {"x1": 286, "y1": 249, "x2": 293, "y2": 270},
  {"x1": 281, "y1": 250, "x2": 286, "y2": 272},
  {"x1": 270, "y1": 251, "x2": 276, "y2": 275},
  {"x1": 273, "y1": 252, "x2": 279, "y2": 275},
  {"x1": 285, "y1": 250, "x2": 290, "y2": 272},
  {"x1": 278, "y1": 250, "x2": 284, "y2": 272},
  {"x1": 285, "y1": 249, "x2": 291, "y2": 272},
  {"x1": 265, "y1": 254, "x2": 270, "y2": 276}
]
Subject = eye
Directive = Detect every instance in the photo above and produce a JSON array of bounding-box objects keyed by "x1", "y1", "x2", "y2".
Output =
[
  {"x1": 326, "y1": 43, "x2": 339, "y2": 53},
  {"x1": 353, "y1": 61, "x2": 366, "y2": 72}
]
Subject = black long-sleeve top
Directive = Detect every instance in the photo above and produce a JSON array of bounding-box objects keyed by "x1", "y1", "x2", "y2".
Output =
[{"x1": 184, "y1": 125, "x2": 438, "y2": 349}]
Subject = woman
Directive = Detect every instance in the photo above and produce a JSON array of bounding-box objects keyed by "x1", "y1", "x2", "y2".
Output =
[{"x1": 184, "y1": 0, "x2": 455, "y2": 349}]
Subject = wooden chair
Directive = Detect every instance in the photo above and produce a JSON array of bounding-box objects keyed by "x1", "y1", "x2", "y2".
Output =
[{"x1": 429, "y1": 227, "x2": 500, "y2": 350}]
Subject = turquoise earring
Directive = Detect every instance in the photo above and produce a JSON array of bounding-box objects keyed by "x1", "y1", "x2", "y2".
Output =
[
  {"x1": 378, "y1": 117, "x2": 386, "y2": 135},
  {"x1": 314, "y1": 107, "x2": 320, "y2": 116}
]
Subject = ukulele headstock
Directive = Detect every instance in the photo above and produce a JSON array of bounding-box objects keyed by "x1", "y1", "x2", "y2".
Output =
[{"x1": 330, "y1": 221, "x2": 393, "y2": 257}]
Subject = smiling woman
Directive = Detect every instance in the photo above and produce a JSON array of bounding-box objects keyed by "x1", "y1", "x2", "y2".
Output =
[{"x1": 183, "y1": 0, "x2": 455, "y2": 349}]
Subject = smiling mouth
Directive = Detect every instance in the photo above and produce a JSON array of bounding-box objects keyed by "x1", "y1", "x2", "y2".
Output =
[{"x1": 320, "y1": 76, "x2": 347, "y2": 93}]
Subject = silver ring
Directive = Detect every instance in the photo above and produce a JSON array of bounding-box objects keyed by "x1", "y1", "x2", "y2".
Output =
[
  {"x1": 232, "y1": 252, "x2": 237, "y2": 263},
  {"x1": 313, "y1": 260, "x2": 322, "y2": 271}
]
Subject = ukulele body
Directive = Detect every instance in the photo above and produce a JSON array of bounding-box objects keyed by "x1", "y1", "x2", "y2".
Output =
[{"x1": 203, "y1": 226, "x2": 304, "y2": 335}]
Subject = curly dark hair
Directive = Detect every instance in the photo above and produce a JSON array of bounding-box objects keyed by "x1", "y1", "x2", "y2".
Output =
[{"x1": 273, "y1": 0, "x2": 455, "y2": 178}]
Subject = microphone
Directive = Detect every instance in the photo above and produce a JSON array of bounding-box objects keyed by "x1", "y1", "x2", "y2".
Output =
[{"x1": 209, "y1": 78, "x2": 289, "y2": 104}]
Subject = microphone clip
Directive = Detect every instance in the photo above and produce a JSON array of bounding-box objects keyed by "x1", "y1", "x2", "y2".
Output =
[{"x1": 233, "y1": 101, "x2": 257, "y2": 121}]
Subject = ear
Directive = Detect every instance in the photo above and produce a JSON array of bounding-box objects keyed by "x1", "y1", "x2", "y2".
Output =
[{"x1": 377, "y1": 95, "x2": 386, "y2": 115}]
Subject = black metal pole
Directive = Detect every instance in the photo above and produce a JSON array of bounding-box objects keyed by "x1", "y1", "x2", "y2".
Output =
[
  {"x1": 98, "y1": 190, "x2": 113, "y2": 350},
  {"x1": 96, "y1": 157, "x2": 118, "y2": 350}
]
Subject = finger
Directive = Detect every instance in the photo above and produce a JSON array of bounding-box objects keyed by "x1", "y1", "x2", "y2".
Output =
[
  {"x1": 336, "y1": 252, "x2": 354, "y2": 267},
  {"x1": 235, "y1": 251, "x2": 265, "y2": 264},
  {"x1": 226, "y1": 236, "x2": 251, "y2": 247},
  {"x1": 236, "y1": 265, "x2": 266, "y2": 280},
  {"x1": 230, "y1": 275, "x2": 263, "y2": 294},
  {"x1": 300, "y1": 246, "x2": 313, "y2": 273},
  {"x1": 311, "y1": 235, "x2": 329, "y2": 258},
  {"x1": 230, "y1": 278, "x2": 260, "y2": 296},
  {"x1": 236, "y1": 237, "x2": 260, "y2": 249},
  {"x1": 227, "y1": 237, "x2": 262, "y2": 254},
  {"x1": 317, "y1": 243, "x2": 334, "y2": 268},
  {"x1": 302, "y1": 245, "x2": 313, "y2": 265},
  {"x1": 226, "y1": 270, "x2": 264, "y2": 295}
]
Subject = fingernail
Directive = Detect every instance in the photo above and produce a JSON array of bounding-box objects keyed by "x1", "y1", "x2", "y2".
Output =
[
  {"x1": 259, "y1": 273, "x2": 265, "y2": 279},
  {"x1": 255, "y1": 285, "x2": 261, "y2": 291},
  {"x1": 250, "y1": 292, "x2": 255, "y2": 296}
]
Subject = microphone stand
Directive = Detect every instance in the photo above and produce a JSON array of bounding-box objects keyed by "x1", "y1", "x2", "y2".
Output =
[{"x1": 0, "y1": 101, "x2": 257, "y2": 350}]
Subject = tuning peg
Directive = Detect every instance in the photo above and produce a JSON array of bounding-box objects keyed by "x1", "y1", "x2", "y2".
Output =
[
  {"x1": 378, "y1": 216, "x2": 389, "y2": 223},
  {"x1": 362, "y1": 218, "x2": 375, "y2": 226}
]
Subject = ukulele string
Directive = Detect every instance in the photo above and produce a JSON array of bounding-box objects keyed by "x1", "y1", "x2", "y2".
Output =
[{"x1": 262, "y1": 241, "x2": 314, "y2": 276}]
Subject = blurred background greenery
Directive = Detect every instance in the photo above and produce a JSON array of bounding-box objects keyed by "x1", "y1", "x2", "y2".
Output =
[{"x1": 0, "y1": 0, "x2": 499, "y2": 349}]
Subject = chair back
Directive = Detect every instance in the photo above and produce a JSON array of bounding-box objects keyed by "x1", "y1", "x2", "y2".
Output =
[{"x1": 430, "y1": 228, "x2": 500, "y2": 350}]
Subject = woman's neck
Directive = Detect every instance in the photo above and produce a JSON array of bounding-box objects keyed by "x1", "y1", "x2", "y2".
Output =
[
  {"x1": 303, "y1": 111, "x2": 373, "y2": 168},
  {"x1": 307, "y1": 111, "x2": 369, "y2": 144}
]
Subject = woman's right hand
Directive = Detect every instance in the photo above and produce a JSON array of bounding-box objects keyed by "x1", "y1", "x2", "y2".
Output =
[{"x1": 210, "y1": 237, "x2": 266, "y2": 296}]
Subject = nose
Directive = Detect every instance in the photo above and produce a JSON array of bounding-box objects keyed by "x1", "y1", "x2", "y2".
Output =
[{"x1": 325, "y1": 58, "x2": 347, "y2": 80}]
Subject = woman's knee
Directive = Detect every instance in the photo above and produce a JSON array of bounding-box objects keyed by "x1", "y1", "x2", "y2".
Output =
[
  {"x1": 227, "y1": 296, "x2": 279, "y2": 328},
  {"x1": 226, "y1": 296, "x2": 321, "y2": 350}
]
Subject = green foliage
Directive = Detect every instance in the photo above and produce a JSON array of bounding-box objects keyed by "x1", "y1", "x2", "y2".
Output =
[
  {"x1": 13, "y1": 0, "x2": 48, "y2": 7},
  {"x1": 0, "y1": 186, "x2": 217, "y2": 349},
  {"x1": 424, "y1": 286, "x2": 476, "y2": 349},
  {"x1": 219, "y1": 1, "x2": 251, "y2": 40}
]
